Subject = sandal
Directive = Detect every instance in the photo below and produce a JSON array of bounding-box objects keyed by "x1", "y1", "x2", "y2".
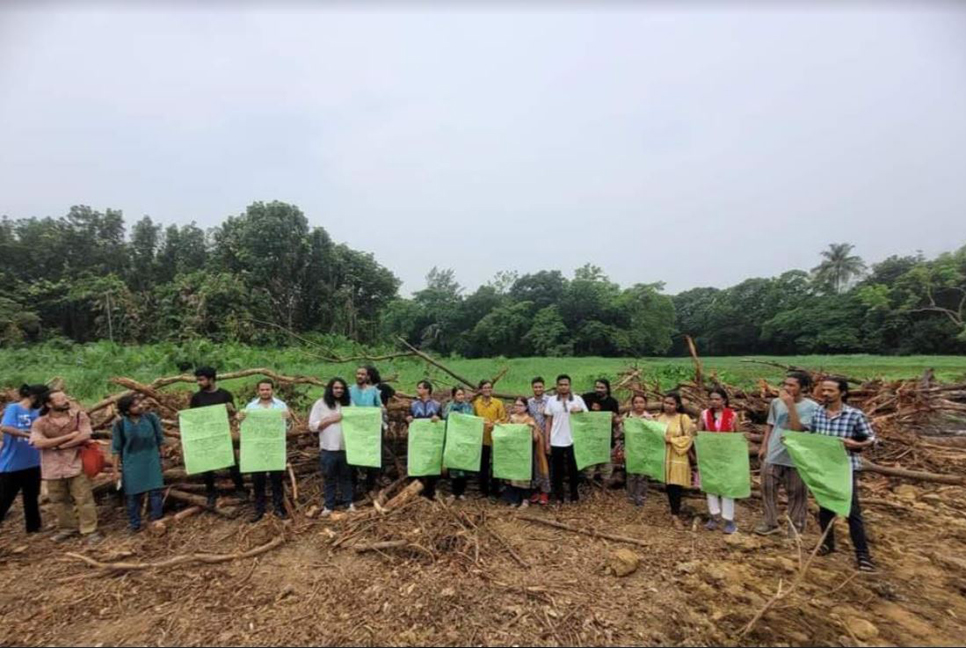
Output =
[
  {"x1": 816, "y1": 545, "x2": 835, "y2": 557},
  {"x1": 857, "y1": 557, "x2": 877, "y2": 573}
]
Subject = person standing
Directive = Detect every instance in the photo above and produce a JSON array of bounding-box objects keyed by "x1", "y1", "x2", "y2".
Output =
[
  {"x1": 506, "y1": 397, "x2": 541, "y2": 508},
  {"x1": 443, "y1": 386, "x2": 475, "y2": 500},
  {"x1": 111, "y1": 394, "x2": 165, "y2": 532},
  {"x1": 581, "y1": 378, "x2": 621, "y2": 485},
  {"x1": 623, "y1": 393, "x2": 653, "y2": 508},
  {"x1": 365, "y1": 366, "x2": 396, "y2": 407},
  {"x1": 657, "y1": 392, "x2": 695, "y2": 525},
  {"x1": 29, "y1": 390, "x2": 102, "y2": 543},
  {"x1": 309, "y1": 378, "x2": 355, "y2": 516},
  {"x1": 473, "y1": 380, "x2": 507, "y2": 501},
  {"x1": 190, "y1": 367, "x2": 246, "y2": 507},
  {"x1": 240, "y1": 379, "x2": 292, "y2": 522},
  {"x1": 754, "y1": 371, "x2": 819, "y2": 536},
  {"x1": 526, "y1": 377, "x2": 551, "y2": 506},
  {"x1": 545, "y1": 375, "x2": 587, "y2": 505},
  {"x1": 697, "y1": 388, "x2": 740, "y2": 534},
  {"x1": 807, "y1": 377, "x2": 877, "y2": 573},
  {"x1": 350, "y1": 366, "x2": 384, "y2": 496},
  {"x1": 406, "y1": 380, "x2": 442, "y2": 500},
  {"x1": 0, "y1": 384, "x2": 47, "y2": 534}
]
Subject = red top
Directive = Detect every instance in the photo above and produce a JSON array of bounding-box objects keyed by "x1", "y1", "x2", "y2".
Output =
[{"x1": 702, "y1": 407, "x2": 737, "y2": 433}]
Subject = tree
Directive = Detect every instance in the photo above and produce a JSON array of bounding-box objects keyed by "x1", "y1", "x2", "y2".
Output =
[
  {"x1": 523, "y1": 306, "x2": 571, "y2": 356},
  {"x1": 812, "y1": 243, "x2": 867, "y2": 294}
]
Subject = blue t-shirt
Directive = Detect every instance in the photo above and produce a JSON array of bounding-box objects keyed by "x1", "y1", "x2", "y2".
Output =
[
  {"x1": 0, "y1": 403, "x2": 41, "y2": 472},
  {"x1": 349, "y1": 385, "x2": 382, "y2": 408}
]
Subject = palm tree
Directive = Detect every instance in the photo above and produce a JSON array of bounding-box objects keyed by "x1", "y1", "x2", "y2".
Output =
[{"x1": 812, "y1": 243, "x2": 867, "y2": 294}]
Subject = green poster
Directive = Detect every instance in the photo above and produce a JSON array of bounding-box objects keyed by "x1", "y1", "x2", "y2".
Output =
[
  {"x1": 179, "y1": 404, "x2": 236, "y2": 476},
  {"x1": 783, "y1": 431, "x2": 853, "y2": 517},
  {"x1": 492, "y1": 423, "x2": 533, "y2": 482},
  {"x1": 341, "y1": 407, "x2": 383, "y2": 468},
  {"x1": 694, "y1": 433, "x2": 752, "y2": 499},
  {"x1": 239, "y1": 408, "x2": 287, "y2": 473},
  {"x1": 624, "y1": 417, "x2": 667, "y2": 482},
  {"x1": 408, "y1": 419, "x2": 446, "y2": 477},
  {"x1": 443, "y1": 413, "x2": 484, "y2": 472},
  {"x1": 571, "y1": 411, "x2": 612, "y2": 471}
]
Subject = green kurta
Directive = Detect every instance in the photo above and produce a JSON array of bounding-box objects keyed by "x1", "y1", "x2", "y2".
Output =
[{"x1": 111, "y1": 413, "x2": 165, "y2": 495}]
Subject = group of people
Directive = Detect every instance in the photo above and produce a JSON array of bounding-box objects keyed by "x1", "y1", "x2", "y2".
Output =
[{"x1": 0, "y1": 365, "x2": 877, "y2": 572}]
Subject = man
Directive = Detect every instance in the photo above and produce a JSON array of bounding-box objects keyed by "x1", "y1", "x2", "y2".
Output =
[
  {"x1": 349, "y1": 366, "x2": 384, "y2": 495},
  {"x1": 755, "y1": 371, "x2": 819, "y2": 536},
  {"x1": 807, "y1": 376, "x2": 877, "y2": 572},
  {"x1": 527, "y1": 377, "x2": 552, "y2": 505},
  {"x1": 190, "y1": 367, "x2": 246, "y2": 507},
  {"x1": 544, "y1": 375, "x2": 587, "y2": 504},
  {"x1": 581, "y1": 378, "x2": 621, "y2": 486},
  {"x1": 29, "y1": 390, "x2": 102, "y2": 544},
  {"x1": 239, "y1": 379, "x2": 291, "y2": 522},
  {"x1": 473, "y1": 379, "x2": 507, "y2": 500}
]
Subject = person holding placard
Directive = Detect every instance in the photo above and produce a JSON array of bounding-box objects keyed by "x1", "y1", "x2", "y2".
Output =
[
  {"x1": 581, "y1": 378, "x2": 621, "y2": 486},
  {"x1": 443, "y1": 386, "x2": 475, "y2": 499},
  {"x1": 657, "y1": 392, "x2": 695, "y2": 524},
  {"x1": 504, "y1": 397, "x2": 542, "y2": 508},
  {"x1": 697, "y1": 388, "x2": 740, "y2": 534},
  {"x1": 350, "y1": 366, "x2": 385, "y2": 496},
  {"x1": 545, "y1": 375, "x2": 587, "y2": 505},
  {"x1": 473, "y1": 380, "x2": 507, "y2": 501},
  {"x1": 406, "y1": 380, "x2": 442, "y2": 500},
  {"x1": 190, "y1": 367, "x2": 246, "y2": 508},
  {"x1": 240, "y1": 379, "x2": 291, "y2": 522},
  {"x1": 526, "y1": 377, "x2": 552, "y2": 505},
  {"x1": 111, "y1": 394, "x2": 165, "y2": 532},
  {"x1": 622, "y1": 393, "x2": 654, "y2": 507},
  {"x1": 808, "y1": 377, "x2": 877, "y2": 573},
  {"x1": 309, "y1": 378, "x2": 355, "y2": 516}
]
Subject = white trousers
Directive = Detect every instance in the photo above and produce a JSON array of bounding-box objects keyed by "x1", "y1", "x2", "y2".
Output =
[{"x1": 707, "y1": 494, "x2": 735, "y2": 521}]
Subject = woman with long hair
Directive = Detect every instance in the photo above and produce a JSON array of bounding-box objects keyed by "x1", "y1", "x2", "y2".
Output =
[
  {"x1": 697, "y1": 387, "x2": 740, "y2": 534},
  {"x1": 657, "y1": 391, "x2": 695, "y2": 525}
]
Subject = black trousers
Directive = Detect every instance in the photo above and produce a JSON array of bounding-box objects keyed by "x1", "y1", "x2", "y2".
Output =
[
  {"x1": 551, "y1": 446, "x2": 580, "y2": 502},
  {"x1": 0, "y1": 467, "x2": 42, "y2": 533},
  {"x1": 666, "y1": 484, "x2": 683, "y2": 516},
  {"x1": 480, "y1": 445, "x2": 499, "y2": 497},
  {"x1": 252, "y1": 471, "x2": 285, "y2": 513},
  {"x1": 420, "y1": 477, "x2": 438, "y2": 500},
  {"x1": 818, "y1": 474, "x2": 871, "y2": 560},
  {"x1": 451, "y1": 476, "x2": 467, "y2": 497},
  {"x1": 203, "y1": 464, "x2": 245, "y2": 494}
]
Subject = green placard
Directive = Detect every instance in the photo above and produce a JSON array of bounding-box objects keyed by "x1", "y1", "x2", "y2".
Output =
[
  {"x1": 408, "y1": 419, "x2": 446, "y2": 477},
  {"x1": 239, "y1": 408, "x2": 287, "y2": 473},
  {"x1": 341, "y1": 407, "x2": 383, "y2": 468},
  {"x1": 492, "y1": 423, "x2": 533, "y2": 482},
  {"x1": 571, "y1": 411, "x2": 612, "y2": 471},
  {"x1": 179, "y1": 404, "x2": 235, "y2": 476},
  {"x1": 624, "y1": 417, "x2": 667, "y2": 482},
  {"x1": 783, "y1": 431, "x2": 853, "y2": 517},
  {"x1": 694, "y1": 432, "x2": 751, "y2": 499},
  {"x1": 442, "y1": 412, "x2": 484, "y2": 472}
]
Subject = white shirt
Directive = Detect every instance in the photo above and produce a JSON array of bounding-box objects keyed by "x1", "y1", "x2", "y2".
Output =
[
  {"x1": 545, "y1": 394, "x2": 587, "y2": 447},
  {"x1": 308, "y1": 398, "x2": 344, "y2": 451}
]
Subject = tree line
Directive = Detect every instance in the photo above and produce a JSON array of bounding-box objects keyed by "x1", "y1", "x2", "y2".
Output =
[{"x1": 1, "y1": 201, "x2": 964, "y2": 356}]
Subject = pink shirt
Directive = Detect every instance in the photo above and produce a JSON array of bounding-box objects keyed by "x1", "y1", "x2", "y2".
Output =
[{"x1": 29, "y1": 410, "x2": 92, "y2": 480}]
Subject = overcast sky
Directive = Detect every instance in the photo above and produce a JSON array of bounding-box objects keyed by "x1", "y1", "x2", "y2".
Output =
[{"x1": 1, "y1": 2, "x2": 964, "y2": 295}]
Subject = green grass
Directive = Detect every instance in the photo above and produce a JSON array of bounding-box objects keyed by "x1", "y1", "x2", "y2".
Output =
[{"x1": 1, "y1": 342, "x2": 964, "y2": 406}]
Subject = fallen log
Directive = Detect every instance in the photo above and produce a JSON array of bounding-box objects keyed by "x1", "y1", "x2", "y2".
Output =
[
  {"x1": 861, "y1": 461, "x2": 965, "y2": 486},
  {"x1": 165, "y1": 489, "x2": 241, "y2": 518},
  {"x1": 149, "y1": 506, "x2": 203, "y2": 536},
  {"x1": 518, "y1": 514, "x2": 651, "y2": 548},
  {"x1": 65, "y1": 535, "x2": 285, "y2": 574}
]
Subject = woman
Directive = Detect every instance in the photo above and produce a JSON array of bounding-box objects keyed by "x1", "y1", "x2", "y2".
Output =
[
  {"x1": 657, "y1": 391, "x2": 695, "y2": 525},
  {"x1": 698, "y1": 388, "x2": 740, "y2": 534},
  {"x1": 443, "y1": 386, "x2": 475, "y2": 500},
  {"x1": 111, "y1": 394, "x2": 165, "y2": 532},
  {"x1": 406, "y1": 380, "x2": 442, "y2": 499},
  {"x1": 309, "y1": 378, "x2": 355, "y2": 516},
  {"x1": 506, "y1": 397, "x2": 542, "y2": 508},
  {"x1": 472, "y1": 380, "x2": 507, "y2": 501},
  {"x1": 0, "y1": 384, "x2": 47, "y2": 533},
  {"x1": 622, "y1": 393, "x2": 653, "y2": 507}
]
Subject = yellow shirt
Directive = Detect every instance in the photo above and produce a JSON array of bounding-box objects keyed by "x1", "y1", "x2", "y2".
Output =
[
  {"x1": 473, "y1": 397, "x2": 507, "y2": 446},
  {"x1": 657, "y1": 413, "x2": 695, "y2": 487}
]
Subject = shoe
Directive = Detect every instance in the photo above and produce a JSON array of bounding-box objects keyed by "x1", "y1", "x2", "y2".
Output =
[
  {"x1": 754, "y1": 522, "x2": 780, "y2": 536},
  {"x1": 529, "y1": 493, "x2": 541, "y2": 504},
  {"x1": 569, "y1": 495, "x2": 580, "y2": 504},
  {"x1": 633, "y1": 497, "x2": 644, "y2": 508},
  {"x1": 233, "y1": 489, "x2": 249, "y2": 501},
  {"x1": 457, "y1": 495, "x2": 467, "y2": 501},
  {"x1": 520, "y1": 499, "x2": 530, "y2": 509},
  {"x1": 206, "y1": 493, "x2": 217, "y2": 508},
  {"x1": 705, "y1": 518, "x2": 719, "y2": 531},
  {"x1": 250, "y1": 511, "x2": 265, "y2": 523},
  {"x1": 857, "y1": 556, "x2": 877, "y2": 573},
  {"x1": 273, "y1": 508, "x2": 288, "y2": 520},
  {"x1": 723, "y1": 521, "x2": 737, "y2": 535},
  {"x1": 83, "y1": 532, "x2": 104, "y2": 545},
  {"x1": 51, "y1": 530, "x2": 78, "y2": 543},
  {"x1": 320, "y1": 508, "x2": 333, "y2": 518},
  {"x1": 347, "y1": 504, "x2": 356, "y2": 513},
  {"x1": 539, "y1": 494, "x2": 549, "y2": 506}
]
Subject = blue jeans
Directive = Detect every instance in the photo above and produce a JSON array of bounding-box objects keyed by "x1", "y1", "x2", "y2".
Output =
[
  {"x1": 320, "y1": 450, "x2": 353, "y2": 510},
  {"x1": 127, "y1": 490, "x2": 163, "y2": 530}
]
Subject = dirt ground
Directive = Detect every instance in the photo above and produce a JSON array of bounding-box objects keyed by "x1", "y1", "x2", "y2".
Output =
[{"x1": 2, "y1": 473, "x2": 966, "y2": 647}]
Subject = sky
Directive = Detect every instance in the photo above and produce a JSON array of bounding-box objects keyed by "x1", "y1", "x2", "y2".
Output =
[{"x1": 1, "y1": 2, "x2": 965, "y2": 295}]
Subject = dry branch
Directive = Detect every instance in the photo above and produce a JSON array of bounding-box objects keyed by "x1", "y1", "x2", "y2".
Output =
[
  {"x1": 519, "y1": 514, "x2": 651, "y2": 548},
  {"x1": 65, "y1": 535, "x2": 285, "y2": 574}
]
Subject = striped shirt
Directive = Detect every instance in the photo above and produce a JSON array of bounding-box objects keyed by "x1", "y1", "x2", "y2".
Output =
[{"x1": 811, "y1": 404, "x2": 876, "y2": 470}]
